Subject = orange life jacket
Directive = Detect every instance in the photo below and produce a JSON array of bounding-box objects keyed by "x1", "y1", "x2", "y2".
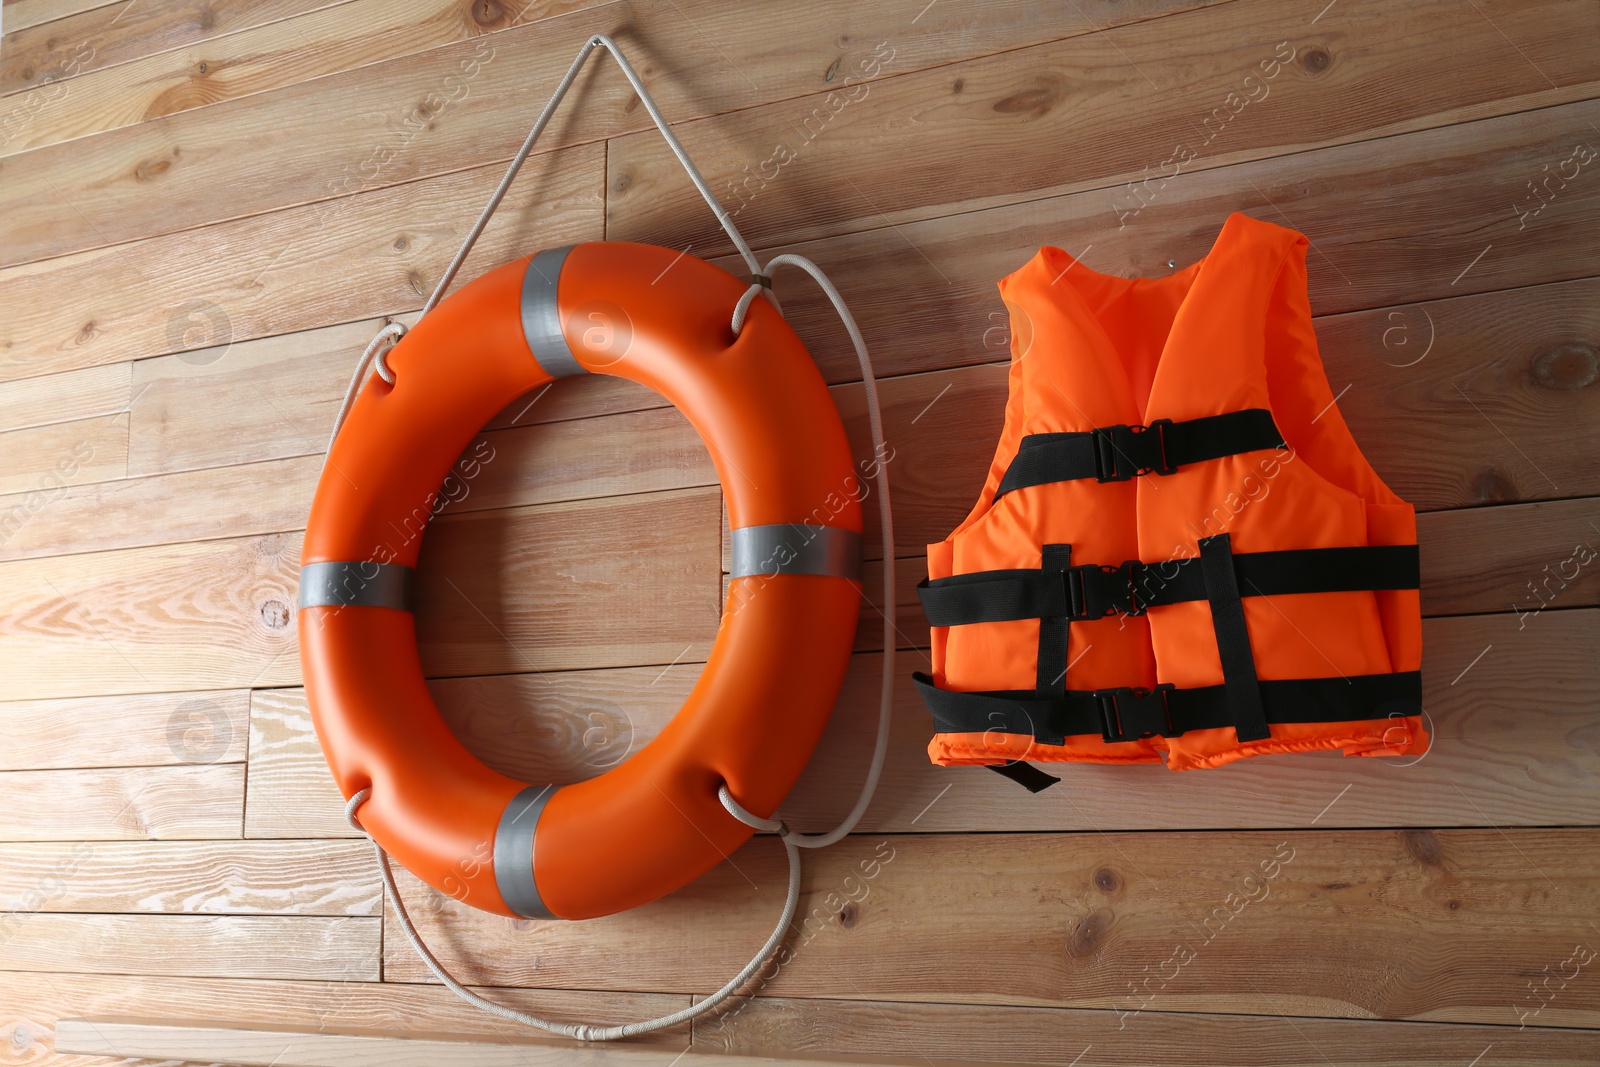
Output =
[{"x1": 916, "y1": 213, "x2": 1426, "y2": 785}]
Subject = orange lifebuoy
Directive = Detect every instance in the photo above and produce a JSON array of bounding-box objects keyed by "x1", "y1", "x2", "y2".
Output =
[{"x1": 298, "y1": 242, "x2": 863, "y2": 921}]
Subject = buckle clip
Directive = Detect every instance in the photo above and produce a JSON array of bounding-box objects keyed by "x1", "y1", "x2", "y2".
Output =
[
  {"x1": 1096, "y1": 683, "x2": 1177, "y2": 743},
  {"x1": 1091, "y1": 420, "x2": 1178, "y2": 482},
  {"x1": 1064, "y1": 560, "x2": 1147, "y2": 620}
]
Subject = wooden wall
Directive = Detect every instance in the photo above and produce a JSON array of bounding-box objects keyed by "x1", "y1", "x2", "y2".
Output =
[{"x1": 0, "y1": 0, "x2": 1597, "y2": 1063}]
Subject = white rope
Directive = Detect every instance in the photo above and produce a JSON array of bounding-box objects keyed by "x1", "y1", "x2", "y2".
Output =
[
  {"x1": 346, "y1": 791, "x2": 803, "y2": 1042},
  {"x1": 327, "y1": 33, "x2": 775, "y2": 447},
  {"x1": 332, "y1": 33, "x2": 897, "y2": 1042}
]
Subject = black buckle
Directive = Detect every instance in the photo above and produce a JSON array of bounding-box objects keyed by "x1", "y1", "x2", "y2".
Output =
[
  {"x1": 1096, "y1": 683, "x2": 1177, "y2": 743},
  {"x1": 1091, "y1": 420, "x2": 1178, "y2": 482},
  {"x1": 1065, "y1": 560, "x2": 1148, "y2": 619}
]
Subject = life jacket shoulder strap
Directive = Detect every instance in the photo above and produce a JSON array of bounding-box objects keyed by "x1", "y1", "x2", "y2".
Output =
[{"x1": 996, "y1": 408, "x2": 1284, "y2": 496}]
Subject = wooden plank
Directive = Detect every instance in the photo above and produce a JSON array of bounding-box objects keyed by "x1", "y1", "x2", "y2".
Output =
[
  {"x1": 0, "y1": 138, "x2": 603, "y2": 384},
  {"x1": 126, "y1": 311, "x2": 673, "y2": 476},
  {"x1": 0, "y1": 530, "x2": 304, "y2": 700},
  {"x1": 253, "y1": 609, "x2": 1600, "y2": 837},
  {"x1": 0, "y1": 688, "x2": 248, "y2": 769},
  {"x1": 706, "y1": 98, "x2": 1600, "y2": 390},
  {"x1": 1319, "y1": 277, "x2": 1600, "y2": 511},
  {"x1": 412, "y1": 486, "x2": 720, "y2": 679},
  {"x1": 0, "y1": 915, "x2": 379, "y2": 980},
  {"x1": 0, "y1": 483, "x2": 718, "y2": 699},
  {"x1": 0, "y1": 839, "x2": 378, "y2": 914},
  {"x1": 0, "y1": 0, "x2": 615, "y2": 155},
  {"x1": 0, "y1": 0, "x2": 117, "y2": 35},
  {"x1": 0, "y1": 0, "x2": 346, "y2": 97},
  {"x1": 1421, "y1": 498, "x2": 1600, "y2": 618},
  {"x1": 0, "y1": 413, "x2": 125, "y2": 496},
  {"x1": 0, "y1": 764, "x2": 243, "y2": 841},
  {"x1": 1, "y1": 402, "x2": 713, "y2": 562},
  {"x1": 699, "y1": 997, "x2": 1600, "y2": 1064},
  {"x1": 385, "y1": 827, "x2": 1600, "y2": 1027},
  {"x1": 0, "y1": 972, "x2": 688, "y2": 1067},
  {"x1": 245, "y1": 663, "x2": 695, "y2": 837},
  {"x1": 608, "y1": 0, "x2": 1599, "y2": 257},
  {"x1": 56, "y1": 1018, "x2": 974, "y2": 1067},
  {"x1": 0, "y1": 0, "x2": 1217, "y2": 269},
  {"x1": 0, "y1": 360, "x2": 128, "y2": 434},
  {"x1": 0, "y1": 452, "x2": 322, "y2": 563}
]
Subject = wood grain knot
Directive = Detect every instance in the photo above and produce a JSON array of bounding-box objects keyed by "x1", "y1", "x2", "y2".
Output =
[
  {"x1": 1529, "y1": 342, "x2": 1598, "y2": 392},
  {"x1": 1066, "y1": 907, "x2": 1112, "y2": 958},
  {"x1": 992, "y1": 74, "x2": 1067, "y2": 120},
  {"x1": 1300, "y1": 46, "x2": 1332, "y2": 74},
  {"x1": 259, "y1": 599, "x2": 291, "y2": 630},
  {"x1": 1403, "y1": 829, "x2": 1444, "y2": 867},
  {"x1": 1093, "y1": 867, "x2": 1121, "y2": 893},
  {"x1": 134, "y1": 153, "x2": 177, "y2": 182},
  {"x1": 471, "y1": 0, "x2": 507, "y2": 27},
  {"x1": 1469, "y1": 466, "x2": 1519, "y2": 505},
  {"x1": 838, "y1": 901, "x2": 859, "y2": 929}
]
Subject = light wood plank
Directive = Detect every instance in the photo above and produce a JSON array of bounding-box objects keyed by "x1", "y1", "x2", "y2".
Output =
[
  {"x1": 0, "y1": 688, "x2": 248, "y2": 769},
  {"x1": 0, "y1": 0, "x2": 615, "y2": 154},
  {"x1": 0, "y1": 530, "x2": 303, "y2": 700},
  {"x1": 0, "y1": 0, "x2": 1218, "y2": 268},
  {"x1": 699, "y1": 996, "x2": 1600, "y2": 1064},
  {"x1": 0, "y1": 0, "x2": 346, "y2": 97},
  {"x1": 126, "y1": 311, "x2": 674, "y2": 475},
  {"x1": 0, "y1": 971, "x2": 687, "y2": 1065},
  {"x1": 0, "y1": 138, "x2": 603, "y2": 384},
  {"x1": 608, "y1": 0, "x2": 1598, "y2": 257},
  {"x1": 1, "y1": 401, "x2": 714, "y2": 562},
  {"x1": 0, "y1": 840, "x2": 377, "y2": 914},
  {"x1": 57, "y1": 1020, "x2": 820, "y2": 1067},
  {"x1": 386, "y1": 827, "x2": 1600, "y2": 1027},
  {"x1": 706, "y1": 98, "x2": 1600, "y2": 389},
  {"x1": 0, "y1": 764, "x2": 243, "y2": 841},
  {"x1": 0, "y1": 483, "x2": 718, "y2": 700},
  {"x1": 0, "y1": 360, "x2": 129, "y2": 434},
  {"x1": 412, "y1": 486, "x2": 720, "y2": 679},
  {"x1": 0, "y1": 0, "x2": 117, "y2": 35},
  {"x1": 0, "y1": 413, "x2": 125, "y2": 496},
  {"x1": 245, "y1": 664, "x2": 696, "y2": 837},
  {"x1": 0, "y1": 914, "x2": 378, "y2": 980}
]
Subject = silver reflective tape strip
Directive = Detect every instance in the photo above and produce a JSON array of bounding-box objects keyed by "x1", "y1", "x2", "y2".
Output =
[
  {"x1": 729, "y1": 524, "x2": 863, "y2": 581},
  {"x1": 297, "y1": 562, "x2": 415, "y2": 611},
  {"x1": 520, "y1": 246, "x2": 585, "y2": 378},
  {"x1": 494, "y1": 785, "x2": 558, "y2": 920}
]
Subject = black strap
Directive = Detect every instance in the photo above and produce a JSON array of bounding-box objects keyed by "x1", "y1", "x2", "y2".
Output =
[
  {"x1": 918, "y1": 544, "x2": 1420, "y2": 628},
  {"x1": 1199, "y1": 533, "x2": 1270, "y2": 742},
  {"x1": 914, "y1": 669, "x2": 1423, "y2": 747},
  {"x1": 988, "y1": 760, "x2": 1060, "y2": 792},
  {"x1": 995, "y1": 408, "x2": 1284, "y2": 497},
  {"x1": 1036, "y1": 544, "x2": 1073, "y2": 694}
]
